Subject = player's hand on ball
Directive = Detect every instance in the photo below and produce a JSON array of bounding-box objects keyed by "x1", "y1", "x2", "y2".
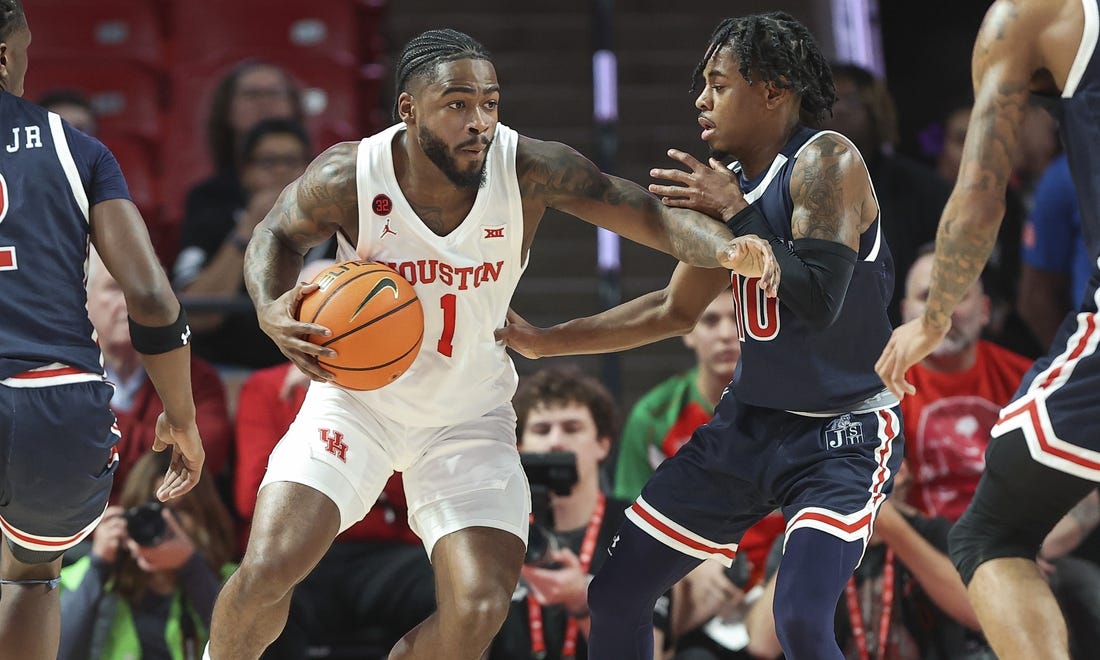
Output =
[
  {"x1": 257, "y1": 281, "x2": 336, "y2": 383},
  {"x1": 718, "y1": 234, "x2": 780, "y2": 297},
  {"x1": 152, "y1": 412, "x2": 205, "y2": 501},
  {"x1": 495, "y1": 308, "x2": 547, "y2": 359}
]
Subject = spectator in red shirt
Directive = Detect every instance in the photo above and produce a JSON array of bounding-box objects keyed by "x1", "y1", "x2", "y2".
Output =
[
  {"x1": 86, "y1": 251, "x2": 233, "y2": 500},
  {"x1": 899, "y1": 246, "x2": 1033, "y2": 520}
]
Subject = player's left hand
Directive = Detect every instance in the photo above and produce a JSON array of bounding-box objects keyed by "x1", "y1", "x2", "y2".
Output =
[
  {"x1": 495, "y1": 308, "x2": 548, "y2": 359},
  {"x1": 153, "y1": 412, "x2": 205, "y2": 502},
  {"x1": 521, "y1": 548, "x2": 590, "y2": 615},
  {"x1": 717, "y1": 235, "x2": 780, "y2": 297},
  {"x1": 649, "y1": 149, "x2": 746, "y2": 221},
  {"x1": 875, "y1": 315, "x2": 950, "y2": 399}
]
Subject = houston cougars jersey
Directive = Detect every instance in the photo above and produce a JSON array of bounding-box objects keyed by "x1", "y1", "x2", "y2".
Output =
[
  {"x1": 0, "y1": 91, "x2": 130, "y2": 380},
  {"x1": 338, "y1": 122, "x2": 526, "y2": 426},
  {"x1": 728, "y1": 128, "x2": 895, "y2": 412}
]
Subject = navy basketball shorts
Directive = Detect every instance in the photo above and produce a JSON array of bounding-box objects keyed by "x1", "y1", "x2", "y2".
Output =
[
  {"x1": 0, "y1": 380, "x2": 119, "y2": 553},
  {"x1": 992, "y1": 283, "x2": 1100, "y2": 481},
  {"x1": 626, "y1": 393, "x2": 904, "y2": 567}
]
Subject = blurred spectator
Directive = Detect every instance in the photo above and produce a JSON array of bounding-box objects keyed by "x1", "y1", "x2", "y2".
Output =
[
  {"x1": 87, "y1": 250, "x2": 232, "y2": 498},
  {"x1": 1019, "y1": 154, "x2": 1092, "y2": 347},
  {"x1": 173, "y1": 117, "x2": 315, "y2": 368},
  {"x1": 614, "y1": 292, "x2": 739, "y2": 502},
  {"x1": 58, "y1": 451, "x2": 237, "y2": 660},
  {"x1": 492, "y1": 366, "x2": 673, "y2": 659},
  {"x1": 745, "y1": 495, "x2": 991, "y2": 660},
  {"x1": 925, "y1": 99, "x2": 1044, "y2": 357},
  {"x1": 898, "y1": 247, "x2": 1032, "y2": 520},
  {"x1": 611, "y1": 290, "x2": 781, "y2": 658},
  {"x1": 233, "y1": 307, "x2": 435, "y2": 658},
  {"x1": 824, "y1": 63, "x2": 952, "y2": 326},
  {"x1": 37, "y1": 88, "x2": 97, "y2": 135}
]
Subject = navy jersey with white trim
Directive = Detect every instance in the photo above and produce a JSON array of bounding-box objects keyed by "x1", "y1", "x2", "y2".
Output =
[
  {"x1": 727, "y1": 127, "x2": 894, "y2": 412},
  {"x1": 1046, "y1": 0, "x2": 1100, "y2": 272},
  {"x1": 0, "y1": 91, "x2": 131, "y2": 379}
]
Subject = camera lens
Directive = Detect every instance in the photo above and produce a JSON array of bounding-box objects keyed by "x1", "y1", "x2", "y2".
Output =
[{"x1": 123, "y1": 501, "x2": 167, "y2": 546}]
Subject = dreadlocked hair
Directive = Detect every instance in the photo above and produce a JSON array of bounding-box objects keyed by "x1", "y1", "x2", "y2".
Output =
[
  {"x1": 0, "y1": 0, "x2": 25, "y2": 41},
  {"x1": 692, "y1": 12, "x2": 836, "y2": 125},
  {"x1": 393, "y1": 28, "x2": 492, "y2": 120}
]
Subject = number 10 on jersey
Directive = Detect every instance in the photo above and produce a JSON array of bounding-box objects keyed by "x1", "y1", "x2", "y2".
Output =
[{"x1": 731, "y1": 273, "x2": 780, "y2": 341}]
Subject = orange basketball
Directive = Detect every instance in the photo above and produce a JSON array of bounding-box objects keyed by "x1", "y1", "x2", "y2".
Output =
[{"x1": 297, "y1": 260, "x2": 424, "y2": 391}]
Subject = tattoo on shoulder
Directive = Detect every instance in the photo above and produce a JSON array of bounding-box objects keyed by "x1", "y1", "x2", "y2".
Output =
[
  {"x1": 296, "y1": 142, "x2": 359, "y2": 228},
  {"x1": 516, "y1": 138, "x2": 649, "y2": 210},
  {"x1": 790, "y1": 134, "x2": 856, "y2": 242}
]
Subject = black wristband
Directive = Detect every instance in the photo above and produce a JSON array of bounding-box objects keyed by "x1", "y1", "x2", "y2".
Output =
[{"x1": 128, "y1": 308, "x2": 192, "y2": 355}]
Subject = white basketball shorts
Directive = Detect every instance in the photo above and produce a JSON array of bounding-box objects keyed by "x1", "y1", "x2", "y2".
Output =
[{"x1": 260, "y1": 381, "x2": 530, "y2": 558}]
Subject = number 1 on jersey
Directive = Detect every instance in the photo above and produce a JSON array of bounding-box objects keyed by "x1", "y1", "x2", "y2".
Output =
[{"x1": 437, "y1": 293, "x2": 456, "y2": 357}]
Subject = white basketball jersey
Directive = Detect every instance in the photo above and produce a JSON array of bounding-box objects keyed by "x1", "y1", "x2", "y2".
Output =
[{"x1": 338, "y1": 122, "x2": 527, "y2": 427}]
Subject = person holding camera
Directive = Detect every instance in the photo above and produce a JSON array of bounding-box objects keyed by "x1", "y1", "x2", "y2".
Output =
[
  {"x1": 490, "y1": 366, "x2": 673, "y2": 659},
  {"x1": 57, "y1": 451, "x2": 237, "y2": 660}
]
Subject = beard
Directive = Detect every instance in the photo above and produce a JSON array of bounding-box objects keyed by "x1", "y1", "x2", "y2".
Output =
[
  {"x1": 931, "y1": 330, "x2": 974, "y2": 358},
  {"x1": 418, "y1": 127, "x2": 492, "y2": 190}
]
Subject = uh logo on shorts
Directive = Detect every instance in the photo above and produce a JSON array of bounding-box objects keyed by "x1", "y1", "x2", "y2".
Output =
[
  {"x1": 319, "y1": 428, "x2": 348, "y2": 462},
  {"x1": 825, "y1": 414, "x2": 864, "y2": 449}
]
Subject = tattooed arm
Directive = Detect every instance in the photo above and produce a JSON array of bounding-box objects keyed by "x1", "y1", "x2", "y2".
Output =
[
  {"x1": 517, "y1": 137, "x2": 736, "y2": 268},
  {"x1": 731, "y1": 132, "x2": 871, "y2": 329},
  {"x1": 877, "y1": 0, "x2": 1040, "y2": 397},
  {"x1": 1041, "y1": 490, "x2": 1100, "y2": 561},
  {"x1": 788, "y1": 133, "x2": 870, "y2": 249},
  {"x1": 244, "y1": 142, "x2": 360, "y2": 381}
]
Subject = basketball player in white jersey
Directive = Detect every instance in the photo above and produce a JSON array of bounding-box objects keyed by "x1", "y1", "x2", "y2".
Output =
[{"x1": 207, "y1": 29, "x2": 778, "y2": 660}]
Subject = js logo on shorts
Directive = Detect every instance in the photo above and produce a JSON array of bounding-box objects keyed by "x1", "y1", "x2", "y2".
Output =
[
  {"x1": 825, "y1": 414, "x2": 864, "y2": 449},
  {"x1": 319, "y1": 428, "x2": 348, "y2": 462}
]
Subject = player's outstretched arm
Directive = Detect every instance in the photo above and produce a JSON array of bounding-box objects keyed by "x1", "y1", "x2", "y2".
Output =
[
  {"x1": 517, "y1": 137, "x2": 741, "y2": 269},
  {"x1": 497, "y1": 263, "x2": 730, "y2": 359},
  {"x1": 876, "y1": 1, "x2": 1038, "y2": 397},
  {"x1": 90, "y1": 198, "x2": 203, "y2": 500},
  {"x1": 244, "y1": 142, "x2": 360, "y2": 383}
]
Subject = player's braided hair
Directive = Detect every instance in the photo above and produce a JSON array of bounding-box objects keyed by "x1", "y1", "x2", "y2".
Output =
[
  {"x1": 0, "y1": 0, "x2": 26, "y2": 41},
  {"x1": 393, "y1": 29, "x2": 492, "y2": 119},
  {"x1": 692, "y1": 12, "x2": 836, "y2": 124}
]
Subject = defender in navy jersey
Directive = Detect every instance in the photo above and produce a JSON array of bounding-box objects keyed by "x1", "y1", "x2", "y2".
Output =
[
  {"x1": 0, "y1": 3, "x2": 203, "y2": 658},
  {"x1": 500, "y1": 13, "x2": 901, "y2": 660},
  {"x1": 876, "y1": 1, "x2": 1100, "y2": 657}
]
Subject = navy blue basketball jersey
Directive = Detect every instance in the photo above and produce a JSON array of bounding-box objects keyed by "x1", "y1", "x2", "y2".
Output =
[
  {"x1": 1053, "y1": 0, "x2": 1100, "y2": 267},
  {"x1": 726, "y1": 127, "x2": 894, "y2": 412},
  {"x1": 0, "y1": 91, "x2": 131, "y2": 379}
]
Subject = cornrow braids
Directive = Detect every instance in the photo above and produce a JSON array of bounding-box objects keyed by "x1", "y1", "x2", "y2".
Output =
[
  {"x1": 393, "y1": 28, "x2": 492, "y2": 119},
  {"x1": 0, "y1": 0, "x2": 25, "y2": 41},
  {"x1": 692, "y1": 12, "x2": 837, "y2": 124}
]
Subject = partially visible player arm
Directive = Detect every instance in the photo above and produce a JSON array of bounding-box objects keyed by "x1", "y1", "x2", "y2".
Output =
[
  {"x1": 516, "y1": 138, "x2": 778, "y2": 287},
  {"x1": 91, "y1": 198, "x2": 203, "y2": 500},
  {"x1": 877, "y1": 0, "x2": 1039, "y2": 396},
  {"x1": 244, "y1": 142, "x2": 359, "y2": 382},
  {"x1": 497, "y1": 263, "x2": 731, "y2": 358}
]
